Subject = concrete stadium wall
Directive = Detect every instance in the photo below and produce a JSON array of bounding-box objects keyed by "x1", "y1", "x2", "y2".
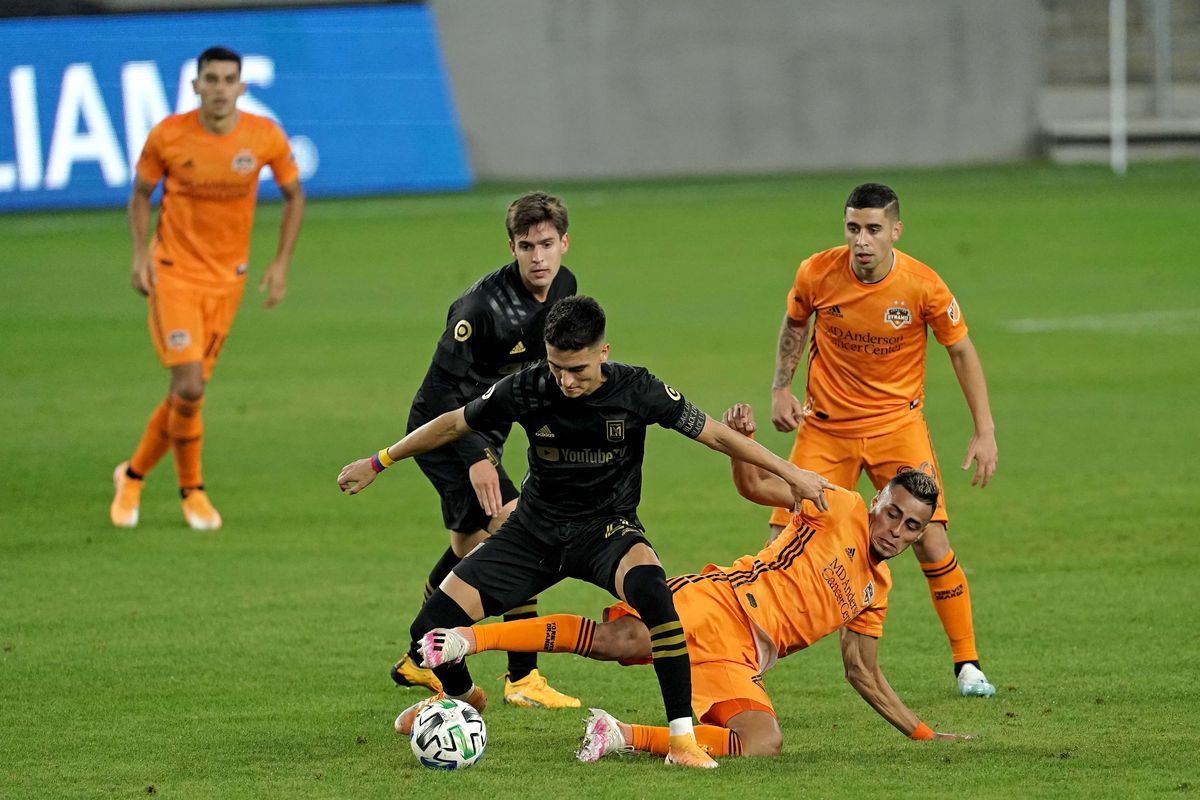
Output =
[{"x1": 431, "y1": 0, "x2": 1044, "y2": 179}]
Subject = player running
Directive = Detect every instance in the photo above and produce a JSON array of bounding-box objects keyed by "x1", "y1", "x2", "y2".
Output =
[
  {"x1": 769, "y1": 183, "x2": 998, "y2": 696},
  {"x1": 338, "y1": 297, "x2": 833, "y2": 768},
  {"x1": 110, "y1": 46, "x2": 304, "y2": 531},
  {"x1": 418, "y1": 404, "x2": 973, "y2": 762},
  {"x1": 391, "y1": 191, "x2": 579, "y2": 708}
]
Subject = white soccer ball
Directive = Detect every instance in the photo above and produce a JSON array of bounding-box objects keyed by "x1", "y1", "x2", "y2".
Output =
[{"x1": 409, "y1": 697, "x2": 487, "y2": 770}]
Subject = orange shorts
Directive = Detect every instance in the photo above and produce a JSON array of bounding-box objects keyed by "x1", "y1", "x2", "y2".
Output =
[
  {"x1": 605, "y1": 574, "x2": 775, "y2": 726},
  {"x1": 147, "y1": 279, "x2": 244, "y2": 380},
  {"x1": 769, "y1": 414, "x2": 948, "y2": 528}
]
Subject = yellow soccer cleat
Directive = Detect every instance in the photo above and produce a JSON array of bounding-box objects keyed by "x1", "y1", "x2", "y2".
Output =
[
  {"x1": 109, "y1": 462, "x2": 143, "y2": 528},
  {"x1": 391, "y1": 653, "x2": 443, "y2": 693},
  {"x1": 181, "y1": 489, "x2": 222, "y2": 531},
  {"x1": 503, "y1": 669, "x2": 581, "y2": 709},
  {"x1": 665, "y1": 732, "x2": 719, "y2": 769},
  {"x1": 394, "y1": 686, "x2": 487, "y2": 736}
]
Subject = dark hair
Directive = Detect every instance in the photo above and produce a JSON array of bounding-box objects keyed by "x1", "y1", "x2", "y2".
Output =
[
  {"x1": 506, "y1": 191, "x2": 569, "y2": 240},
  {"x1": 846, "y1": 183, "x2": 899, "y2": 219},
  {"x1": 198, "y1": 46, "x2": 242, "y2": 73},
  {"x1": 544, "y1": 296, "x2": 605, "y2": 351},
  {"x1": 888, "y1": 469, "x2": 939, "y2": 510}
]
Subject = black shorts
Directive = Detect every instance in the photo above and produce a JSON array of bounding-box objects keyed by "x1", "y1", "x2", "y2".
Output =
[
  {"x1": 452, "y1": 511, "x2": 651, "y2": 615},
  {"x1": 408, "y1": 408, "x2": 519, "y2": 534}
]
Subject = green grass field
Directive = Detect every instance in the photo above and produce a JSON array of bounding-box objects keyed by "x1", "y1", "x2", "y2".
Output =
[{"x1": 3, "y1": 163, "x2": 1198, "y2": 799}]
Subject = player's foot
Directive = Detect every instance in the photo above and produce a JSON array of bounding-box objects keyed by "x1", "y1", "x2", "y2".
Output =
[
  {"x1": 576, "y1": 708, "x2": 632, "y2": 762},
  {"x1": 390, "y1": 653, "x2": 443, "y2": 693},
  {"x1": 957, "y1": 663, "x2": 996, "y2": 697},
  {"x1": 665, "y1": 732, "x2": 719, "y2": 769},
  {"x1": 109, "y1": 462, "x2": 142, "y2": 528},
  {"x1": 419, "y1": 628, "x2": 471, "y2": 669},
  {"x1": 394, "y1": 687, "x2": 487, "y2": 736},
  {"x1": 181, "y1": 489, "x2": 222, "y2": 531},
  {"x1": 503, "y1": 669, "x2": 581, "y2": 708}
]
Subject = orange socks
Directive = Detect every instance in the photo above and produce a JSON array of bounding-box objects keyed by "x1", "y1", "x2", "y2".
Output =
[
  {"x1": 472, "y1": 614, "x2": 597, "y2": 657},
  {"x1": 920, "y1": 549, "x2": 979, "y2": 664},
  {"x1": 167, "y1": 394, "x2": 205, "y2": 490},
  {"x1": 630, "y1": 724, "x2": 743, "y2": 756},
  {"x1": 129, "y1": 397, "x2": 173, "y2": 476}
]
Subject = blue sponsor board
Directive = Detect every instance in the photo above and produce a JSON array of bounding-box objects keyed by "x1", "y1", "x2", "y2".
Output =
[{"x1": 0, "y1": 4, "x2": 471, "y2": 211}]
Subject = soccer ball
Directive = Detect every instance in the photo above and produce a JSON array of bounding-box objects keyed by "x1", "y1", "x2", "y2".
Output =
[{"x1": 409, "y1": 698, "x2": 487, "y2": 770}]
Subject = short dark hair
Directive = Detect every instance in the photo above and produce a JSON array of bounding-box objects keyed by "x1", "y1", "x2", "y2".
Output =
[
  {"x1": 544, "y1": 296, "x2": 605, "y2": 351},
  {"x1": 887, "y1": 469, "x2": 939, "y2": 510},
  {"x1": 846, "y1": 183, "x2": 899, "y2": 219},
  {"x1": 198, "y1": 46, "x2": 242, "y2": 73},
  {"x1": 506, "y1": 191, "x2": 569, "y2": 240}
]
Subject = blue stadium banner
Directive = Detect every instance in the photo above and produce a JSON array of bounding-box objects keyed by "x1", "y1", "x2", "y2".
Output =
[{"x1": 0, "y1": 4, "x2": 471, "y2": 211}]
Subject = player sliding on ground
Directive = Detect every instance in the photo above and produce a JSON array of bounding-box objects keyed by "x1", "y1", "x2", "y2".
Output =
[
  {"x1": 417, "y1": 404, "x2": 973, "y2": 762},
  {"x1": 338, "y1": 298, "x2": 833, "y2": 769}
]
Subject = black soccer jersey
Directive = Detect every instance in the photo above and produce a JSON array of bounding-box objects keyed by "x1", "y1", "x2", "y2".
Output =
[
  {"x1": 409, "y1": 262, "x2": 577, "y2": 464},
  {"x1": 462, "y1": 361, "x2": 707, "y2": 535}
]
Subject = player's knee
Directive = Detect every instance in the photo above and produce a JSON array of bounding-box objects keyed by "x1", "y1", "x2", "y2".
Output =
[
  {"x1": 742, "y1": 728, "x2": 783, "y2": 757},
  {"x1": 621, "y1": 563, "x2": 670, "y2": 613},
  {"x1": 171, "y1": 380, "x2": 205, "y2": 402},
  {"x1": 591, "y1": 619, "x2": 648, "y2": 661}
]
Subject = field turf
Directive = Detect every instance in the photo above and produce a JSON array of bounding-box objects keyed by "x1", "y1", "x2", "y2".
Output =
[{"x1": 2, "y1": 163, "x2": 1198, "y2": 798}]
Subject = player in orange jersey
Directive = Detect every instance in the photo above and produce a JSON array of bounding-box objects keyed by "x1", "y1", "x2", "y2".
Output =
[
  {"x1": 110, "y1": 46, "x2": 304, "y2": 531},
  {"x1": 769, "y1": 183, "x2": 997, "y2": 696},
  {"x1": 415, "y1": 404, "x2": 973, "y2": 762}
]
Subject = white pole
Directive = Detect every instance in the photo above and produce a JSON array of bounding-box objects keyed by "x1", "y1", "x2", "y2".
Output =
[
  {"x1": 1151, "y1": 0, "x2": 1172, "y2": 117},
  {"x1": 1110, "y1": 0, "x2": 1128, "y2": 175}
]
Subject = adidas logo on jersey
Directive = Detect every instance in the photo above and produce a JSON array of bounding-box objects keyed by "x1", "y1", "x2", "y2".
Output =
[
  {"x1": 183, "y1": 158, "x2": 195, "y2": 169},
  {"x1": 534, "y1": 425, "x2": 554, "y2": 438},
  {"x1": 825, "y1": 305, "x2": 843, "y2": 318},
  {"x1": 845, "y1": 547, "x2": 856, "y2": 560},
  {"x1": 509, "y1": 341, "x2": 527, "y2": 355}
]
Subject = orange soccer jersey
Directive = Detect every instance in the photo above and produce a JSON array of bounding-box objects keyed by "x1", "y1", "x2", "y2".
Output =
[
  {"x1": 788, "y1": 246, "x2": 968, "y2": 437},
  {"x1": 703, "y1": 488, "x2": 892, "y2": 660},
  {"x1": 135, "y1": 110, "x2": 298, "y2": 289}
]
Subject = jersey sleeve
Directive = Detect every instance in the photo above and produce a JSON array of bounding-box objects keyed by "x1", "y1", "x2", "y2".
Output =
[
  {"x1": 266, "y1": 122, "x2": 300, "y2": 187},
  {"x1": 924, "y1": 273, "x2": 969, "y2": 347},
  {"x1": 134, "y1": 123, "x2": 167, "y2": 186},
  {"x1": 845, "y1": 593, "x2": 888, "y2": 638},
  {"x1": 635, "y1": 371, "x2": 706, "y2": 439},
  {"x1": 433, "y1": 295, "x2": 496, "y2": 379},
  {"x1": 462, "y1": 372, "x2": 522, "y2": 432},
  {"x1": 785, "y1": 257, "x2": 817, "y2": 322}
]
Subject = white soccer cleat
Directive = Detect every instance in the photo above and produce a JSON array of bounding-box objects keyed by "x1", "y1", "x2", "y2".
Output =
[
  {"x1": 419, "y1": 628, "x2": 470, "y2": 669},
  {"x1": 181, "y1": 489, "x2": 222, "y2": 531},
  {"x1": 576, "y1": 708, "x2": 632, "y2": 763},
  {"x1": 109, "y1": 461, "x2": 142, "y2": 528},
  {"x1": 957, "y1": 663, "x2": 996, "y2": 697}
]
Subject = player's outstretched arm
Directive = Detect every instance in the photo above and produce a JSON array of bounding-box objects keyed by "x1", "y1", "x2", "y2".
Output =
[
  {"x1": 945, "y1": 336, "x2": 998, "y2": 488},
  {"x1": 839, "y1": 628, "x2": 973, "y2": 742},
  {"x1": 720, "y1": 403, "x2": 794, "y2": 508},
  {"x1": 337, "y1": 408, "x2": 474, "y2": 495},
  {"x1": 259, "y1": 180, "x2": 305, "y2": 309},
  {"x1": 696, "y1": 409, "x2": 834, "y2": 512},
  {"x1": 127, "y1": 178, "x2": 157, "y2": 296},
  {"x1": 770, "y1": 313, "x2": 811, "y2": 432}
]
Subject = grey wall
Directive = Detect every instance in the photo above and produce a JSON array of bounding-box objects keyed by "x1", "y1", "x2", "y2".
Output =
[{"x1": 431, "y1": 0, "x2": 1044, "y2": 180}]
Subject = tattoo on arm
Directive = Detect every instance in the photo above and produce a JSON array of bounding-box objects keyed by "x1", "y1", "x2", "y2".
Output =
[{"x1": 772, "y1": 317, "x2": 810, "y2": 390}]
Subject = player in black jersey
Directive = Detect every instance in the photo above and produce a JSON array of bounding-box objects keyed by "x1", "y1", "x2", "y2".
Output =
[
  {"x1": 393, "y1": 191, "x2": 579, "y2": 708},
  {"x1": 338, "y1": 296, "x2": 834, "y2": 768}
]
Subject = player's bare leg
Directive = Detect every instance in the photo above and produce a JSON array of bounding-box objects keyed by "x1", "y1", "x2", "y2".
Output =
[{"x1": 913, "y1": 522, "x2": 994, "y2": 697}]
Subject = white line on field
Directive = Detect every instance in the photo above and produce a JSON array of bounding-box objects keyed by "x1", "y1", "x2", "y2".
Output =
[{"x1": 1005, "y1": 309, "x2": 1200, "y2": 333}]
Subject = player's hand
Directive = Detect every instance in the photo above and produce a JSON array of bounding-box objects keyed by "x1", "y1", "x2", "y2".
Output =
[
  {"x1": 770, "y1": 387, "x2": 805, "y2": 432},
  {"x1": 468, "y1": 458, "x2": 503, "y2": 518},
  {"x1": 722, "y1": 403, "x2": 757, "y2": 437},
  {"x1": 786, "y1": 466, "x2": 835, "y2": 513},
  {"x1": 933, "y1": 731, "x2": 975, "y2": 741},
  {"x1": 962, "y1": 429, "x2": 998, "y2": 488},
  {"x1": 259, "y1": 259, "x2": 288, "y2": 309},
  {"x1": 337, "y1": 458, "x2": 378, "y2": 495},
  {"x1": 131, "y1": 253, "x2": 156, "y2": 296}
]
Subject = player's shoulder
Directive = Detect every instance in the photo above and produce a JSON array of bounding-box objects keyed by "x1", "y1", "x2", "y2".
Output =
[
  {"x1": 238, "y1": 109, "x2": 286, "y2": 134},
  {"x1": 148, "y1": 110, "x2": 199, "y2": 141},
  {"x1": 800, "y1": 245, "x2": 849, "y2": 275},
  {"x1": 456, "y1": 262, "x2": 515, "y2": 310},
  {"x1": 894, "y1": 248, "x2": 948, "y2": 289}
]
